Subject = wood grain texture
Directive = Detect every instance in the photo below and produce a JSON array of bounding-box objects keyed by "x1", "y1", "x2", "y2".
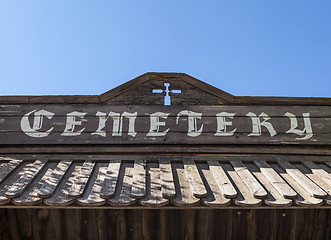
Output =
[
  {"x1": 183, "y1": 160, "x2": 207, "y2": 198},
  {"x1": 171, "y1": 163, "x2": 200, "y2": 207},
  {"x1": 77, "y1": 164, "x2": 107, "y2": 206},
  {"x1": 246, "y1": 163, "x2": 292, "y2": 207},
  {"x1": 100, "y1": 160, "x2": 121, "y2": 198},
  {"x1": 1, "y1": 104, "x2": 330, "y2": 145},
  {"x1": 68, "y1": 160, "x2": 96, "y2": 199},
  {"x1": 140, "y1": 163, "x2": 169, "y2": 206},
  {"x1": 159, "y1": 160, "x2": 176, "y2": 199},
  {"x1": 254, "y1": 160, "x2": 297, "y2": 199},
  {"x1": 0, "y1": 159, "x2": 22, "y2": 184},
  {"x1": 5, "y1": 160, "x2": 46, "y2": 198},
  {"x1": 38, "y1": 160, "x2": 72, "y2": 198},
  {"x1": 223, "y1": 163, "x2": 262, "y2": 207},
  {"x1": 1, "y1": 145, "x2": 330, "y2": 156},
  {"x1": 230, "y1": 161, "x2": 267, "y2": 199},
  {"x1": 108, "y1": 162, "x2": 136, "y2": 206},
  {"x1": 13, "y1": 162, "x2": 57, "y2": 206},
  {"x1": 271, "y1": 163, "x2": 324, "y2": 207},
  {"x1": 1, "y1": 208, "x2": 330, "y2": 240},
  {"x1": 294, "y1": 163, "x2": 331, "y2": 205},
  {"x1": 207, "y1": 160, "x2": 237, "y2": 198},
  {"x1": 278, "y1": 161, "x2": 327, "y2": 199},
  {"x1": 131, "y1": 160, "x2": 146, "y2": 199},
  {"x1": 0, "y1": 162, "x2": 30, "y2": 205},
  {"x1": 2, "y1": 132, "x2": 331, "y2": 145},
  {"x1": 43, "y1": 163, "x2": 79, "y2": 206},
  {"x1": 200, "y1": 164, "x2": 231, "y2": 206},
  {"x1": 0, "y1": 156, "x2": 330, "y2": 208},
  {"x1": 303, "y1": 161, "x2": 331, "y2": 186}
]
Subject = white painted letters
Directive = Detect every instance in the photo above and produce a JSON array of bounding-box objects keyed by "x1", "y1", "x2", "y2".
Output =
[
  {"x1": 215, "y1": 112, "x2": 237, "y2": 136},
  {"x1": 285, "y1": 112, "x2": 313, "y2": 140},
  {"x1": 246, "y1": 112, "x2": 277, "y2": 137},
  {"x1": 92, "y1": 111, "x2": 137, "y2": 137},
  {"x1": 61, "y1": 111, "x2": 86, "y2": 136},
  {"x1": 176, "y1": 110, "x2": 203, "y2": 137},
  {"x1": 19, "y1": 109, "x2": 316, "y2": 142},
  {"x1": 147, "y1": 112, "x2": 170, "y2": 136},
  {"x1": 20, "y1": 110, "x2": 54, "y2": 138}
]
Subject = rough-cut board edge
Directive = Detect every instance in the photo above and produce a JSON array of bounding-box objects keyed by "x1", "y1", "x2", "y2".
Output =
[
  {"x1": 1, "y1": 145, "x2": 331, "y2": 156},
  {"x1": 1, "y1": 154, "x2": 331, "y2": 163},
  {"x1": 0, "y1": 72, "x2": 330, "y2": 105}
]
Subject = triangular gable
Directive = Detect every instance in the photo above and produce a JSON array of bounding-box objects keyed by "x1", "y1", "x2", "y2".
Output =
[{"x1": 99, "y1": 72, "x2": 234, "y2": 105}]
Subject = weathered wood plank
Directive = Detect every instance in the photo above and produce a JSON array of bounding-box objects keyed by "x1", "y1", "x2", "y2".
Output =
[
  {"x1": 5, "y1": 160, "x2": 46, "y2": 198},
  {"x1": 302, "y1": 161, "x2": 331, "y2": 186},
  {"x1": 222, "y1": 163, "x2": 262, "y2": 207},
  {"x1": 1, "y1": 104, "x2": 330, "y2": 145},
  {"x1": 246, "y1": 163, "x2": 292, "y2": 207},
  {"x1": 254, "y1": 160, "x2": 297, "y2": 199},
  {"x1": 171, "y1": 163, "x2": 200, "y2": 206},
  {"x1": 68, "y1": 160, "x2": 96, "y2": 199},
  {"x1": 1, "y1": 115, "x2": 330, "y2": 134},
  {"x1": 1, "y1": 105, "x2": 331, "y2": 117},
  {"x1": 0, "y1": 162, "x2": 30, "y2": 205},
  {"x1": 1, "y1": 144, "x2": 330, "y2": 155},
  {"x1": 200, "y1": 164, "x2": 232, "y2": 206},
  {"x1": 183, "y1": 160, "x2": 207, "y2": 198},
  {"x1": 207, "y1": 160, "x2": 237, "y2": 198},
  {"x1": 43, "y1": 163, "x2": 79, "y2": 206},
  {"x1": 3, "y1": 132, "x2": 330, "y2": 145},
  {"x1": 77, "y1": 164, "x2": 107, "y2": 206},
  {"x1": 38, "y1": 160, "x2": 72, "y2": 198},
  {"x1": 100, "y1": 160, "x2": 121, "y2": 198},
  {"x1": 278, "y1": 161, "x2": 327, "y2": 199},
  {"x1": 140, "y1": 163, "x2": 169, "y2": 206},
  {"x1": 0, "y1": 159, "x2": 22, "y2": 184},
  {"x1": 1, "y1": 209, "x2": 330, "y2": 239},
  {"x1": 294, "y1": 163, "x2": 331, "y2": 205},
  {"x1": 12, "y1": 162, "x2": 57, "y2": 205},
  {"x1": 230, "y1": 161, "x2": 267, "y2": 199},
  {"x1": 108, "y1": 162, "x2": 136, "y2": 206},
  {"x1": 2, "y1": 153, "x2": 331, "y2": 162},
  {"x1": 159, "y1": 160, "x2": 176, "y2": 199},
  {"x1": 131, "y1": 160, "x2": 146, "y2": 199},
  {"x1": 270, "y1": 163, "x2": 323, "y2": 207}
]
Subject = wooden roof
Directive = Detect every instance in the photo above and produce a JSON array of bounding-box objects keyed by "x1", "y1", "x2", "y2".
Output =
[{"x1": 0, "y1": 154, "x2": 330, "y2": 209}]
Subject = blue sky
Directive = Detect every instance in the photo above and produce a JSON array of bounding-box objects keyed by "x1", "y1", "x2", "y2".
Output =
[{"x1": 0, "y1": 1, "x2": 330, "y2": 97}]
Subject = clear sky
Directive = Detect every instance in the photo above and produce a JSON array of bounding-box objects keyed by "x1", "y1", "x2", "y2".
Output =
[{"x1": 0, "y1": 1, "x2": 330, "y2": 97}]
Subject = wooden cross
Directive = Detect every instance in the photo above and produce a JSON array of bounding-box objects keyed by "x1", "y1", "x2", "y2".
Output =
[{"x1": 152, "y1": 83, "x2": 181, "y2": 105}]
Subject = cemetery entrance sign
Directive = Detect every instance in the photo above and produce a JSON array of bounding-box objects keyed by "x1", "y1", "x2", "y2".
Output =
[
  {"x1": 0, "y1": 73, "x2": 330, "y2": 145},
  {"x1": 0, "y1": 73, "x2": 331, "y2": 239},
  {"x1": 3, "y1": 105, "x2": 324, "y2": 144}
]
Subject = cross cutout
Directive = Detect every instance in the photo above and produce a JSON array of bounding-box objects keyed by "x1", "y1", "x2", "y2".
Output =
[{"x1": 152, "y1": 83, "x2": 181, "y2": 105}]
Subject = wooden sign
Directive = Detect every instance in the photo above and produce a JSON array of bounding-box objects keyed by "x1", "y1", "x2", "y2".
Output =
[
  {"x1": 0, "y1": 105, "x2": 330, "y2": 145},
  {"x1": 0, "y1": 73, "x2": 330, "y2": 145}
]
